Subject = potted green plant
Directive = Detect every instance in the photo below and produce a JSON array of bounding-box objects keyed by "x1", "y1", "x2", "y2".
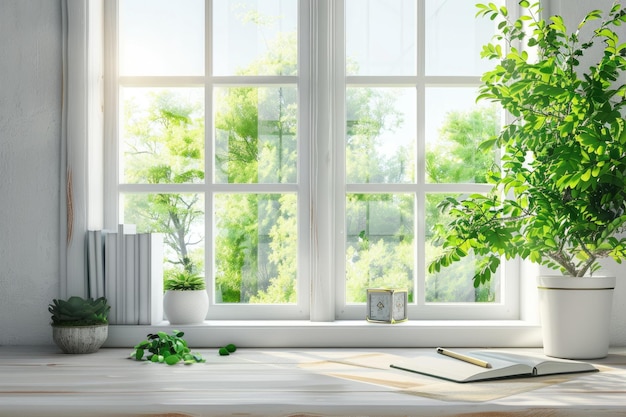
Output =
[
  {"x1": 429, "y1": 1, "x2": 626, "y2": 359},
  {"x1": 163, "y1": 271, "x2": 208, "y2": 325},
  {"x1": 49, "y1": 296, "x2": 110, "y2": 354}
]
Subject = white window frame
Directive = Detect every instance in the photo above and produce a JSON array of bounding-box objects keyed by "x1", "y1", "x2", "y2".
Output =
[
  {"x1": 63, "y1": 0, "x2": 542, "y2": 347},
  {"x1": 332, "y1": 0, "x2": 520, "y2": 320},
  {"x1": 106, "y1": 0, "x2": 311, "y2": 320}
]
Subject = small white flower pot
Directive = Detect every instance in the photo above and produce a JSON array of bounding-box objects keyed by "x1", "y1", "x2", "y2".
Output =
[
  {"x1": 537, "y1": 276, "x2": 615, "y2": 359},
  {"x1": 163, "y1": 290, "x2": 209, "y2": 325}
]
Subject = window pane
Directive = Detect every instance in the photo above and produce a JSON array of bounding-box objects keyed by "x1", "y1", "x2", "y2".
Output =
[
  {"x1": 119, "y1": 0, "x2": 204, "y2": 76},
  {"x1": 425, "y1": 88, "x2": 499, "y2": 184},
  {"x1": 120, "y1": 88, "x2": 205, "y2": 185},
  {"x1": 346, "y1": 87, "x2": 416, "y2": 184},
  {"x1": 122, "y1": 193, "x2": 205, "y2": 279},
  {"x1": 425, "y1": 193, "x2": 499, "y2": 303},
  {"x1": 425, "y1": 0, "x2": 502, "y2": 76},
  {"x1": 213, "y1": 0, "x2": 297, "y2": 76},
  {"x1": 214, "y1": 193, "x2": 297, "y2": 304},
  {"x1": 345, "y1": 194, "x2": 415, "y2": 303},
  {"x1": 214, "y1": 87, "x2": 297, "y2": 184},
  {"x1": 346, "y1": 0, "x2": 416, "y2": 75}
]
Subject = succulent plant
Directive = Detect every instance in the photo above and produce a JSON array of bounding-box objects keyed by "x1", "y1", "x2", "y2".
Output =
[
  {"x1": 164, "y1": 271, "x2": 206, "y2": 291},
  {"x1": 49, "y1": 296, "x2": 110, "y2": 326}
]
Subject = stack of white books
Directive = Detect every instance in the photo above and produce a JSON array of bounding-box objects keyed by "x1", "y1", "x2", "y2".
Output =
[{"x1": 87, "y1": 225, "x2": 163, "y2": 325}]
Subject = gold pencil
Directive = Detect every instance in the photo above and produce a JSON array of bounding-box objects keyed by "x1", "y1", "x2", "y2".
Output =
[{"x1": 436, "y1": 347, "x2": 492, "y2": 368}]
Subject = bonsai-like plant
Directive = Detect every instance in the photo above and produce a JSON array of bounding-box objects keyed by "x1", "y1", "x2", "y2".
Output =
[
  {"x1": 49, "y1": 296, "x2": 110, "y2": 326},
  {"x1": 164, "y1": 271, "x2": 206, "y2": 291},
  {"x1": 429, "y1": 1, "x2": 626, "y2": 286},
  {"x1": 131, "y1": 330, "x2": 205, "y2": 365}
]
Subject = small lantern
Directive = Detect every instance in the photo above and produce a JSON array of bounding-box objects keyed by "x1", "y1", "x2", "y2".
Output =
[{"x1": 366, "y1": 288, "x2": 408, "y2": 323}]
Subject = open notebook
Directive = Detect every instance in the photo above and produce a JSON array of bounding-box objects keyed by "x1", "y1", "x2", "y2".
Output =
[{"x1": 390, "y1": 350, "x2": 597, "y2": 383}]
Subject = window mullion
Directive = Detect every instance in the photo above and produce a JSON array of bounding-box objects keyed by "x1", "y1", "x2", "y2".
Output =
[
  {"x1": 415, "y1": 0, "x2": 426, "y2": 306},
  {"x1": 205, "y1": 0, "x2": 213, "y2": 312},
  {"x1": 309, "y1": 0, "x2": 339, "y2": 321}
]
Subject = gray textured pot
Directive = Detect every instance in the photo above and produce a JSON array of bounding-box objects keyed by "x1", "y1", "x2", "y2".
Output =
[{"x1": 52, "y1": 324, "x2": 108, "y2": 354}]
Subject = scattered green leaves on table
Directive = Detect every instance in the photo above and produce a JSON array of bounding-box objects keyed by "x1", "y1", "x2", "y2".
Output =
[
  {"x1": 218, "y1": 344, "x2": 237, "y2": 356},
  {"x1": 131, "y1": 330, "x2": 205, "y2": 365}
]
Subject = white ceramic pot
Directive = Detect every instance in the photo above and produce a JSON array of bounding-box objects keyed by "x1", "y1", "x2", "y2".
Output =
[
  {"x1": 52, "y1": 324, "x2": 108, "y2": 354},
  {"x1": 163, "y1": 290, "x2": 209, "y2": 325},
  {"x1": 537, "y1": 275, "x2": 615, "y2": 359}
]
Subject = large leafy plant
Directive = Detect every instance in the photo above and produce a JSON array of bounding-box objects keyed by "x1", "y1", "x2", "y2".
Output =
[
  {"x1": 49, "y1": 296, "x2": 110, "y2": 326},
  {"x1": 430, "y1": 1, "x2": 626, "y2": 286}
]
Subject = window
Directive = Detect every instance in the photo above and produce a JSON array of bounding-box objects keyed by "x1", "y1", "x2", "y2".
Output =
[{"x1": 106, "y1": 0, "x2": 519, "y2": 322}]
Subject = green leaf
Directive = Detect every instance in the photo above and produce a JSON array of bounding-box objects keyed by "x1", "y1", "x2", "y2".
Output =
[
  {"x1": 544, "y1": 238, "x2": 557, "y2": 249},
  {"x1": 581, "y1": 169, "x2": 592, "y2": 182},
  {"x1": 591, "y1": 165, "x2": 601, "y2": 178},
  {"x1": 568, "y1": 171, "x2": 583, "y2": 188},
  {"x1": 529, "y1": 251, "x2": 541, "y2": 263},
  {"x1": 165, "y1": 355, "x2": 181, "y2": 365},
  {"x1": 550, "y1": 15, "x2": 566, "y2": 33},
  {"x1": 478, "y1": 137, "x2": 497, "y2": 152}
]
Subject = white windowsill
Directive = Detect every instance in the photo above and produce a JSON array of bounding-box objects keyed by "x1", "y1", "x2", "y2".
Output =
[{"x1": 105, "y1": 320, "x2": 542, "y2": 348}]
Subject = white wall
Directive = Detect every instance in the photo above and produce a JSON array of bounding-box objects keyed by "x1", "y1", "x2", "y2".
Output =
[
  {"x1": 0, "y1": 0, "x2": 624, "y2": 346},
  {"x1": 0, "y1": 0, "x2": 61, "y2": 344}
]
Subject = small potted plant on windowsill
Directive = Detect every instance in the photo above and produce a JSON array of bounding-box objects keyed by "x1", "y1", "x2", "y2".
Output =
[
  {"x1": 429, "y1": 2, "x2": 626, "y2": 359},
  {"x1": 163, "y1": 271, "x2": 208, "y2": 325},
  {"x1": 49, "y1": 296, "x2": 110, "y2": 354}
]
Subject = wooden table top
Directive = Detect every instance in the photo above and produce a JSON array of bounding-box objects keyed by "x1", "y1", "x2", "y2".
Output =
[{"x1": 1, "y1": 345, "x2": 625, "y2": 416}]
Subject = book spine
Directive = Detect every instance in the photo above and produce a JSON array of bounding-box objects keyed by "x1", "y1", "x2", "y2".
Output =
[
  {"x1": 135, "y1": 235, "x2": 140, "y2": 324},
  {"x1": 104, "y1": 232, "x2": 117, "y2": 325},
  {"x1": 87, "y1": 230, "x2": 97, "y2": 299},
  {"x1": 125, "y1": 233, "x2": 137, "y2": 325},
  {"x1": 116, "y1": 225, "x2": 126, "y2": 324},
  {"x1": 149, "y1": 233, "x2": 164, "y2": 325},
  {"x1": 138, "y1": 233, "x2": 150, "y2": 325},
  {"x1": 95, "y1": 230, "x2": 105, "y2": 298}
]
